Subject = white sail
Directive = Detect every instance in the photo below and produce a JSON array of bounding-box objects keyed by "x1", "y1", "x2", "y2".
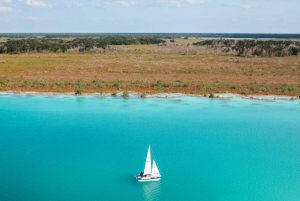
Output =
[
  {"x1": 151, "y1": 160, "x2": 160, "y2": 177},
  {"x1": 143, "y1": 145, "x2": 151, "y2": 175}
]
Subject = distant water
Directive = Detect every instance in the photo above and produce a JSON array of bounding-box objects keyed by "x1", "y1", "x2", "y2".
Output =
[
  {"x1": 1, "y1": 93, "x2": 300, "y2": 201},
  {"x1": 2, "y1": 33, "x2": 300, "y2": 39}
]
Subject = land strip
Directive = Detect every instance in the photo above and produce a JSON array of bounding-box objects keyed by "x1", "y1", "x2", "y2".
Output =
[{"x1": 0, "y1": 49, "x2": 299, "y2": 96}]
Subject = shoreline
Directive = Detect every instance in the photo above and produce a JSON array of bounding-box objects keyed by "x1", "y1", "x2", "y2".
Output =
[{"x1": 1, "y1": 91, "x2": 298, "y2": 101}]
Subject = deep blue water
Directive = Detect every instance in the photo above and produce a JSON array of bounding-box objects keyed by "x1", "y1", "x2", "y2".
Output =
[{"x1": 0, "y1": 93, "x2": 300, "y2": 201}]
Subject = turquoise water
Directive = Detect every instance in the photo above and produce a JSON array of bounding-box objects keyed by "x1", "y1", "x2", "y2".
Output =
[{"x1": 0, "y1": 93, "x2": 300, "y2": 201}]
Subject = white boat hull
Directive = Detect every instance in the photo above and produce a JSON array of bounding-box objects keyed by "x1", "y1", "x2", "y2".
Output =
[{"x1": 136, "y1": 176, "x2": 161, "y2": 182}]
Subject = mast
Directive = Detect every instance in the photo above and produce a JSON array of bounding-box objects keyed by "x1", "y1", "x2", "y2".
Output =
[
  {"x1": 143, "y1": 145, "x2": 151, "y2": 175},
  {"x1": 151, "y1": 160, "x2": 160, "y2": 177}
]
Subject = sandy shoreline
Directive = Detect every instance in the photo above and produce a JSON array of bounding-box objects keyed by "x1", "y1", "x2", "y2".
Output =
[{"x1": 1, "y1": 91, "x2": 299, "y2": 101}]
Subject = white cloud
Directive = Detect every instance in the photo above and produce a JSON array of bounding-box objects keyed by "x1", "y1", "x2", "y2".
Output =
[
  {"x1": 0, "y1": 6, "x2": 12, "y2": 11},
  {"x1": 186, "y1": 0, "x2": 205, "y2": 4},
  {"x1": 0, "y1": 0, "x2": 12, "y2": 2},
  {"x1": 104, "y1": 0, "x2": 136, "y2": 7},
  {"x1": 156, "y1": 0, "x2": 205, "y2": 8},
  {"x1": 74, "y1": 2, "x2": 84, "y2": 7},
  {"x1": 23, "y1": 15, "x2": 41, "y2": 20},
  {"x1": 157, "y1": 0, "x2": 205, "y2": 5},
  {"x1": 240, "y1": 4, "x2": 251, "y2": 9},
  {"x1": 25, "y1": 0, "x2": 52, "y2": 8},
  {"x1": 232, "y1": 18, "x2": 240, "y2": 22},
  {"x1": 103, "y1": 0, "x2": 205, "y2": 7},
  {"x1": 67, "y1": 2, "x2": 84, "y2": 8}
]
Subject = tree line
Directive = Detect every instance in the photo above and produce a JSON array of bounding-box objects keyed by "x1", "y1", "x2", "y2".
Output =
[
  {"x1": 0, "y1": 37, "x2": 165, "y2": 54},
  {"x1": 193, "y1": 39, "x2": 300, "y2": 57}
]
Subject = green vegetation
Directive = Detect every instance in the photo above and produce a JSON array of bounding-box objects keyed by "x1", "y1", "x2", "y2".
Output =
[
  {"x1": 113, "y1": 79, "x2": 126, "y2": 89},
  {"x1": 123, "y1": 91, "x2": 130, "y2": 98},
  {"x1": 0, "y1": 76, "x2": 10, "y2": 85},
  {"x1": 93, "y1": 79, "x2": 109, "y2": 88},
  {"x1": 0, "y1": 37, "x2": 165, "y2": 54},
  {"x1": 242, "y1": 89, "x2": 249, "y2": 95},
  {"x1": 140, "y1": 92, "x2": 147, "y2": 98},
  {"x1": 0, "y1": 76, "x2": 299, "y2": 96},
  {"x1": 193, "y1": 39, "x2": 300, "y2": 57},
  {"x1": 209, "y1": 92, "x2": 215, "y2": 98},
  {"x1": 75, "y1": 87, "x2": 84, "y2": 95}
]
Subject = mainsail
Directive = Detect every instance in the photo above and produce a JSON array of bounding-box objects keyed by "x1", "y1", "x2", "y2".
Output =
[
  {"x1": 151, "y1": 160, "x2": 160, "y2": 177},
  {"x1": 143, "y1": 145, "x2": 152, "y2": 175}
]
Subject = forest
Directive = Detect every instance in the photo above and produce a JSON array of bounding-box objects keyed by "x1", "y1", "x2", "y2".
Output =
[
  {"x1": 193, "y1": 39, "x2": 300, "y2": 57},
  {"x1": 1, "y1": 35, "x2": 300, "y2": 57},
  {"x1": 0, "y1": 37, "x2": 165, "y2": 53}
]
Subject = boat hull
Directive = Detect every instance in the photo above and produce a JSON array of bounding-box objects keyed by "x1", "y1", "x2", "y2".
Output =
[
  {"x1": 136, "y1": 176, "x2": 161, "y2": 182},
  {"x1": 137, "y1": 178, "x2": 161, "y2": 182}
]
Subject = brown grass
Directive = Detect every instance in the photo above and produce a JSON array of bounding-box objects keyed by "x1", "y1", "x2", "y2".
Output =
[{"x1": 0, "y1": 46, "x2": 299, "y2": 96}]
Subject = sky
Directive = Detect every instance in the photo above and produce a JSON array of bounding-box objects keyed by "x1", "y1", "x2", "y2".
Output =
[{"x1": 0, "y1": 0, "x2": 299, "y2": 33}]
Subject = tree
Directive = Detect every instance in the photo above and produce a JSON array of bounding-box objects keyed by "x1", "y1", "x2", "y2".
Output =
[
  {"x1": 123, "y1": 91, "x2": 130, "y2": 98},
  {"x1": 209, "y1": 92, "x2": 215, "y2": 98},
  {"x1": 75, "y1": 87, "x2": 84, "y2": 96}
]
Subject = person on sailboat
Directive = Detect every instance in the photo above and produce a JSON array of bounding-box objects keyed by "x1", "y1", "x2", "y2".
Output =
[{"x1": 140, "y1": 172, "x2": 144, "y2": 177}]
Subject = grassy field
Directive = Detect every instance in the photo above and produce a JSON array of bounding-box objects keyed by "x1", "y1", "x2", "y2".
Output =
[{"x1": 0, "y1": 45, "x2": 300, "y2": 96}]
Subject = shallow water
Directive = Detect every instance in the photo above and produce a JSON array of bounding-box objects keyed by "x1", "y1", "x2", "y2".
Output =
[{"x1": 1, "y1": 93, "x2": 300, "y2": 201}]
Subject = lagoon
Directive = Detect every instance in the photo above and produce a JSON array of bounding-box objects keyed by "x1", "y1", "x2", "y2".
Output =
[{"x1": 0, "y1": 93, "x2": 300, "y2": 201}]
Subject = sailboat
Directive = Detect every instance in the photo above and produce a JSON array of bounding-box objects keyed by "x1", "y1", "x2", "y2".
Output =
[{"x1": 136, "y1": 145, "x2": 161, "y2": 182}]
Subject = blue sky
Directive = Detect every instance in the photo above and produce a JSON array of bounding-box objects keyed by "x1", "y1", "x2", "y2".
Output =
[{"x1": 0, "y1": 0, "x2": 299, "y2": 33}]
